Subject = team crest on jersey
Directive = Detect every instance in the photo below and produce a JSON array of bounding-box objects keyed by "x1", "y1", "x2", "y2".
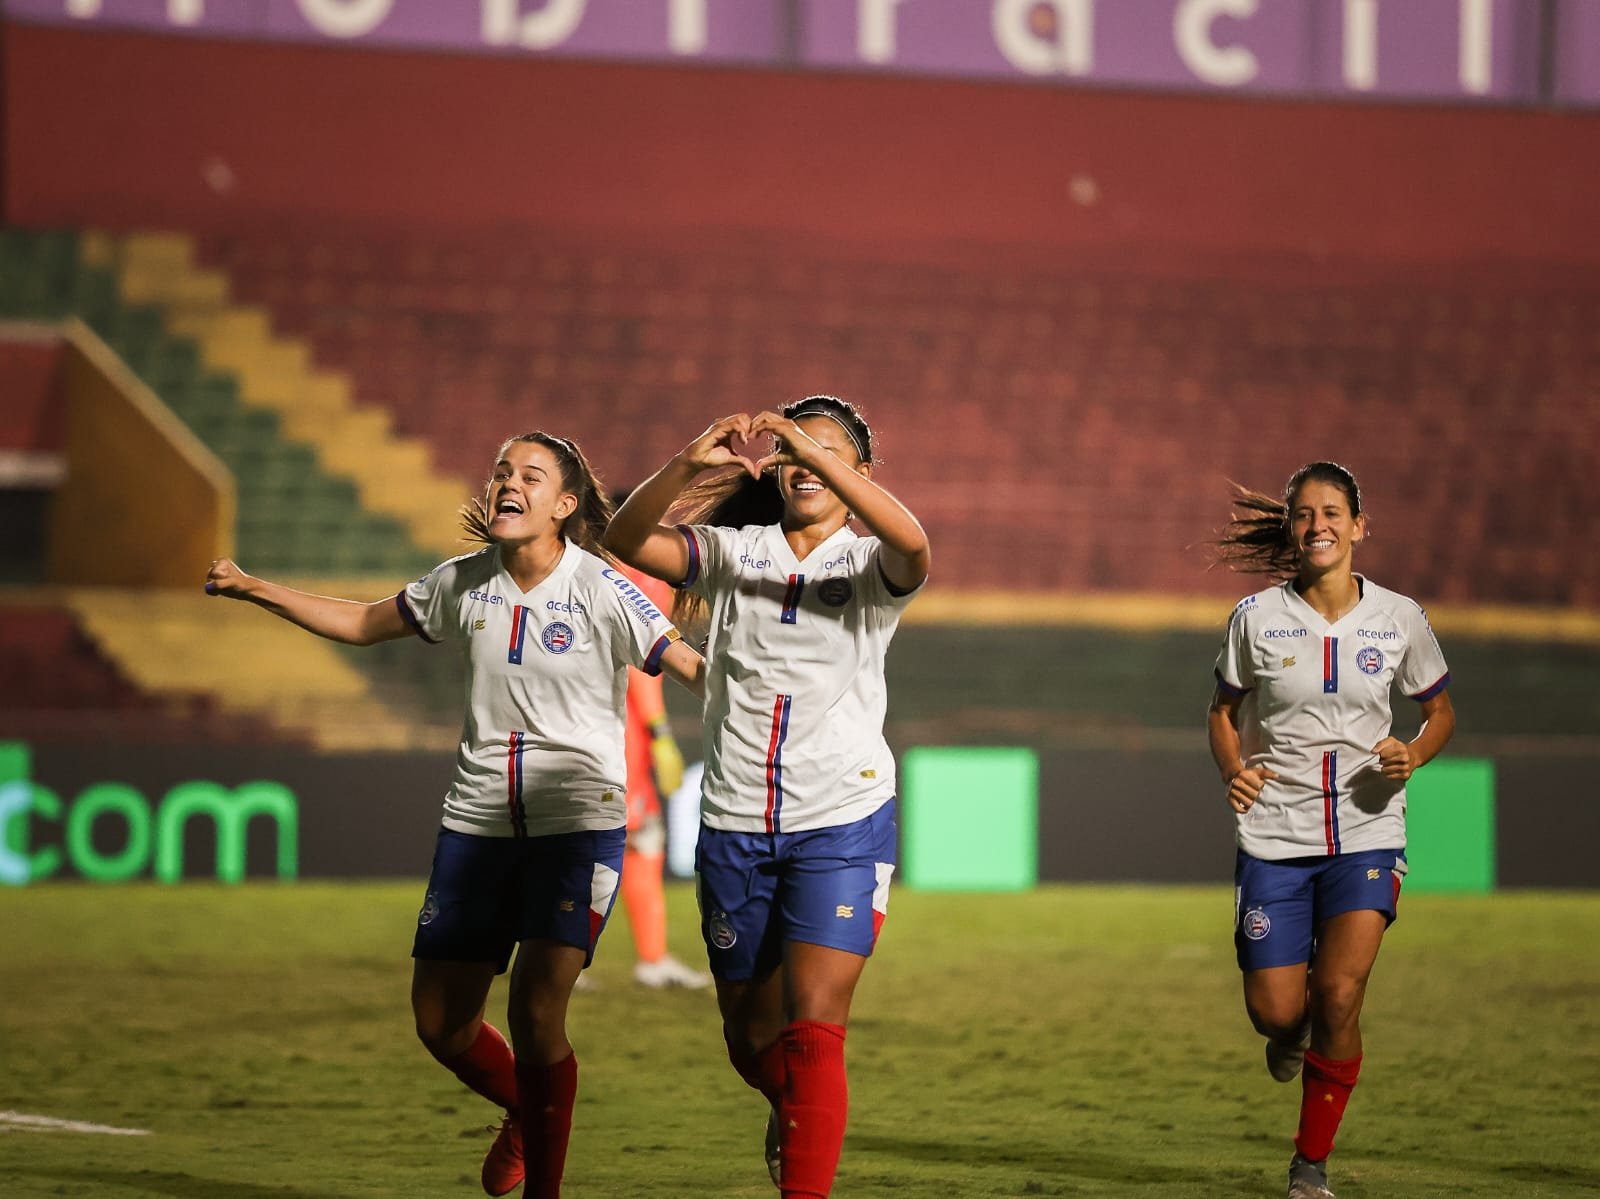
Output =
[
  {"x1": 817, "y1": 577, "x2": 853, "y2": 607},
  {"x1": 541, "y1": 622, "x2": 574, "y2": 654},
  {"x1": 708, "y1": 912, "x2": 737, "y2": 949},
  {"x1": 1355, "y1": 645, "x2": 1385, "y2": 675},
  {"x1": 1242, "y1": 908, "x2": 1271, "y2": 940},
  {"x1": 418, "y1": 892, "x2": 439, "y2": 926}
]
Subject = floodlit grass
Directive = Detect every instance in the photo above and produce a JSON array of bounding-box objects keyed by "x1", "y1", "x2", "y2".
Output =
[{"x1": 3, "y1": 883, "x2": 1597, "y2": 1198}]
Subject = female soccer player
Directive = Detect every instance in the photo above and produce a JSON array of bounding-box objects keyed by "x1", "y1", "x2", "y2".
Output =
[
  {"x1": 206, "y1": 432, "x2": 703, "y2": 1199},
  {"x1": 604, "y1": 396, "x2": 930, "y2": 1199},
  {"x1": 1207, "y1": 461, "x2": 1455, "y2": 1199}
]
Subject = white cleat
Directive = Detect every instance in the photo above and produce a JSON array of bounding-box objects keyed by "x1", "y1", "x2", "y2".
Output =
[
  {"x1": 1266, "y1": 1021, "x2": 1312, "y2": 1082},
  {"x1": 1287, "y1": 1153, "x2": 1335, "y2": 1198},
  {"x1": 633, "y1": 953, "x2": 712, "y2": 990}
]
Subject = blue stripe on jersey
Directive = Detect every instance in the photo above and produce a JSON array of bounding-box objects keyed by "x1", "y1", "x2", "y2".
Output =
[
  {"x1": 1321, "y1": 749, "x2": 1341, "y2": 855},
  {"x1": 394, "y1": 593, "x2": 440, "y2": 644},
  {"x1": 642, "y1": 631, "x2": 677, "y2": 677},
  {"x1": 781, "y1": 573, "x2": 806, "y2": 624},
  {"x1": 508, "y1": 605, "x2": 529, "y2": 665},
  {"x1": 507, "y1": 730, "x2": 529, "y2": 838},
  {"x1": 675, "y1": 525, "x2": 701, "y2": 589},
  {"x1": 1412, "y1": 671, "x2": 1451, "y2": 701},
  {"x1": 1213, "y1": 668, "x2": 1249, "y2": 699},
  {"x1": 1323, "y1": 636, "x2": 1339, "y2": 693},
  {"x1": 764, "y1": 694, "x2": 793, "y2": 834}
]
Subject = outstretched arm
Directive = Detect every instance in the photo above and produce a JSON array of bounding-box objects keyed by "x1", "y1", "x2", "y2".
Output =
[
  {"x1": 205, "y1": 558, "x2": 412, "y2": 646},
  {"x1": 749, "y1": 411, "x2": 930, "y2": 592},
  {"x1": 604, "y1": 413, "x2": 757, "y2": 584}
]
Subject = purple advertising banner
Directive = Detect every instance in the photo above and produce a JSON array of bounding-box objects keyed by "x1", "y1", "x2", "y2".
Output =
[
  {"x1": 3, "y1": 0, "x2": 788, "y2": 64},
  {"x1": 1554, "y1": 0, "x2": 1600, "y2": 106},
  {"x1": 1307, "y1": 0, "x2": 1543, "y2": 101},
  {"x1": 800, "y1": 0, "x2": 1543, "y2": 101},
  {"x1": 2, "y1": 0, "x2": 1591, "y2": 105}
]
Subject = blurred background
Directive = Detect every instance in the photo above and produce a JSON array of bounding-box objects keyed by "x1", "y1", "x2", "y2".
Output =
[{"x1": 2, "y1": 0, "x2": 1597, "y2": 891}]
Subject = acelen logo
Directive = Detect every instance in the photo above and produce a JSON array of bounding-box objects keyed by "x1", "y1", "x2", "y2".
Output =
[{"x1": 0, "y1": 743, "x2": 299, "y2": 886}]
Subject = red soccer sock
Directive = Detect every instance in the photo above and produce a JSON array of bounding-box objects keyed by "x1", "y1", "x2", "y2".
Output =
[
  {"x1": 779, "y1": 1020, "x2": 848, "y2": 1199},
  {"x1": 726, "y1": 1033, "x2": 787, "y2": 1108},
  {"x1": 621, "y1": 848, "x2": 668, "y2": 963},
  {"x1": 1294, "y1": 1050, "x2": 1362, "y2": 1163},
  {"x1": 438, "y1": 1022, "x2": 519, "y2": 1112},
  {"x1": 516, "y1": 1053, "x2": 579, "y2": 1199}
]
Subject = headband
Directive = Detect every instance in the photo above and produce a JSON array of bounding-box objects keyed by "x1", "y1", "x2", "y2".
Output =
[{"x1": 787, "y1": 405, "x2": 870, "y2": 462}]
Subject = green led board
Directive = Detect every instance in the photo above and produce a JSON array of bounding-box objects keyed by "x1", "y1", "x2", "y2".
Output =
[
  {"x1": 1404, "y1": 757, "x2": 1496, "y2": 894},
  {"x1": 901, "y1": 747, "x2": 1037, "y2": 892}
]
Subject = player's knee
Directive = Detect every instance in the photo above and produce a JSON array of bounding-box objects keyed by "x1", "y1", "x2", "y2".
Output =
[
  {"x1": 1245, "y1": 996, "x2": 1307, "y2": 1041},
  {"x1": 414, "y1": 1011, "x2": 473, "y2": 1061},
  {"x1": 1309, "y1": 974, "x2": 1367, "y2": 1029}
]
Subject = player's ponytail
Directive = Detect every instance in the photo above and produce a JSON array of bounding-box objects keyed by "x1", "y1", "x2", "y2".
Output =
[
  {"x1": 1213, "y1": 461, "x2": 1364, "y2": 578},
  {"x1": 461, "y1": 432, "x2": 616, "y2": 560}
]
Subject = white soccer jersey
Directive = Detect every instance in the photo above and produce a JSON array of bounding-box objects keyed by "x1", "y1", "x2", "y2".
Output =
[
  {"x1": 1214, "y1": 576, "x2": 1450, "y2": 861},
  {"x1": 680, "y1": 522, "x2": 921, "y2": 834},
  {"x1": 398, "y1": 542, "x2": 681, "y2": 838}
]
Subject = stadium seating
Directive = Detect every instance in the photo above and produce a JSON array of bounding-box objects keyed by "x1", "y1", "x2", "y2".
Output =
[
  {"x1": 193, "y1": 224, "x2": 1600, "y2": 608},
  {"x1": 0, "y1": 604, "x2": 291, "y2": 745},
  {"x1": 0, "y1": 228, "x2": 437, "y2": 578}
]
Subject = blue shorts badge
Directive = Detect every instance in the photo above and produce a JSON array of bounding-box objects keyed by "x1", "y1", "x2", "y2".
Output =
[
  {"x1": 541, "y1": 622, "x2": 574, "y2": 654},
  {"x1": 1242, "y1": 907, "x2": 1271, "y2": 940},
  {"x1": 708, "y1": 912, "x2": 738, "y2": 949},
  {"x1": 418, "y1": 892, "x2": 439, "y2": 926}
]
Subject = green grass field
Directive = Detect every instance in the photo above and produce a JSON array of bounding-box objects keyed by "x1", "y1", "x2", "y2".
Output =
[{"x1": 3, "y1": 884, "x2": 1598, "y2": 1198}]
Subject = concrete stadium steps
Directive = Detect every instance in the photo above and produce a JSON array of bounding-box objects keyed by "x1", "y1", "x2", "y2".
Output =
[
  {"x1": 58, "y1": 587, "x2": 454, "y2": 753},
  {"x1": 106, "y1": 232, "x2": 472, "y2": 559}
]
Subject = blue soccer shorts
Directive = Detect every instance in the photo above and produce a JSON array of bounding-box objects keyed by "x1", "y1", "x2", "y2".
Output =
[
  {"x1": 1234, "y1": 846, "x2": 1407, "y2": 972},
  {"x1": 694, "y1": 799, "x2": 898, "y2": 982},
  {"x1": 412, "y1": 826, "x2": 626, "y2": 973}
]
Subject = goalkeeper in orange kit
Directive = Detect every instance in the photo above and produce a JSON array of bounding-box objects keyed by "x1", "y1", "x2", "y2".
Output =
[{"x1": 619, "y1": 560, "x2": 712, "y2": 990}]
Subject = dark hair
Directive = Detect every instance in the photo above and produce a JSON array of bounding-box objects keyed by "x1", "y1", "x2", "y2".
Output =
[
  {"x1": 462, "y1": 432, "x2": 614, "y2": 558},
  {"x1": 669, "y1": 396, "x2": 876, "y2": 628},
  {"x1": 1213, "y1": 461, "x2": 1364, "y2": 578}
]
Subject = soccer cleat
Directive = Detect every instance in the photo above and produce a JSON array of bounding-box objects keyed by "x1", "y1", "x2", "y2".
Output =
[
  {"x1": 763, "y1": 1107, "x2": 781, "y2": 1188},
  {"x1": 633, "y1": 953, "x2": 712, "y2": 990},
  {"x1": 480, "y1": 1113, "x2": 523, "y2": 1197},
  {"x1": 1266, "y1": 1020, "x2": 1312, "y2": 1082},
  {"x1": 1286, "y1": 1152, "x2": 1335, "y2": 1199}
]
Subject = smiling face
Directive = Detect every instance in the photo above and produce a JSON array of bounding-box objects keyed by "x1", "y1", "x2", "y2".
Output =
[
  {"x1": 777, "y1": 414, "x2": 871, "y2": 528},
  {"x1": 486, "y1": 439, "x2": 577, "y2": 546},
  {"x1": 1288, "y1": 477, "x2": 1366, "y2": 582}
]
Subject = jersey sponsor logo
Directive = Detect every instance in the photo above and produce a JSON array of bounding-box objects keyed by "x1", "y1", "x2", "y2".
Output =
[
  {"x1": 708, "y1": 911, "x2": 737, "y2": 949},
  {"x1": 739, "y1": 553, "x2": 773, "y2": 570},
  {"x1": 1355, "y1": 645, "x2": 1385, "y2": 675},
  {"x1": 1281, "y1": 656, "x2": 1296, "y2": 668},
  {"x1": 1264, "y1": 628, "x2": 1308, "y2": 639},
  {"x1": 541, "y1": 621, "x2": 574, "y2": 654},
  {"x1": 1356, "y1": 628, "x2": 1399, "y2": 640},
  {"x1": 467, "y1": 590, "x2": 505, "y2": 605},
  {"x1": 817, "y1": 577, "x2": 853, "y2": 607},
  {"x1": 600, "y1": 568, "x2": 666, "y2": 627},
  {"x1": 473, "y1": 619, "x2": 486, "y2": 631},
  {"x1": 418, "y1": 891, "x2": 439, "y2": 926},
  {"x1": 823, "y1": 554, "x2": 851, "y2": 571},
  {"x1": 1242, "y1": 907, "x2": 1271, "y2": 940},
  {"x1": 546, "y1": 599, "x2": 587, "y2": 615}
]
